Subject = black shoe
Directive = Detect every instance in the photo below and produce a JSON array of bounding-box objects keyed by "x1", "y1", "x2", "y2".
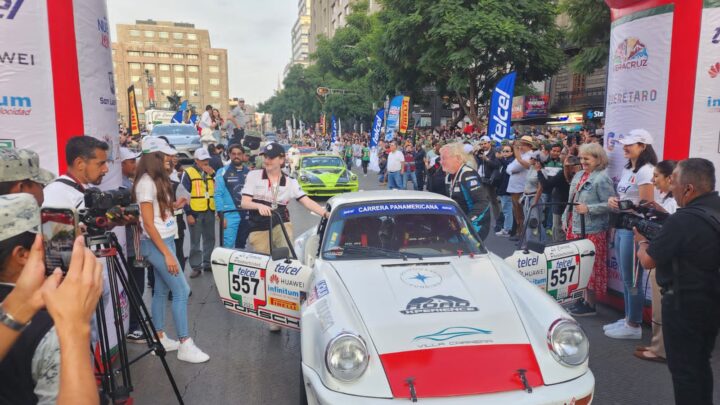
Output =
[
  {"x1": 569, "y1": 301, "x2": 597, "y2": 317},
  {"x1": 126, "y1": 330, "x2": 146, "y2": 343},
  {"x1": 509, "y1": 236, "x2": 520, "y2": 242}
]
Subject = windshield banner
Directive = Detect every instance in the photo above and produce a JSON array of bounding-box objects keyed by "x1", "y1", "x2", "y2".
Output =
[
  {"x1": 488, "y1": 72, "x2": 517, "y2": 143},
  {"x1": 338, "y1": 202, "x2": 457, "y2": 218},
  {"x1": 370, "y1": 108, "x2": 384, "y2": 148}
]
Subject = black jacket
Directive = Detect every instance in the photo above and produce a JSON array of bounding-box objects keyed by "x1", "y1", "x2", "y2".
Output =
[
  {"x1": 474, "y1": 147, "x2": 500, "y2": 182},
  {"x1": 496, "y1": 157, "x2": 514, "y2": 196},
  {"x1": 537, "y1": 169, "x2": 571, "y2": 215},
  {"x1": 445, "y1": 165, "x2": 491, "y2": 240}
]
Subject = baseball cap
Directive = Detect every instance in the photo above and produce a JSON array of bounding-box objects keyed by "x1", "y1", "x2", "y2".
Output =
[
  {"x1": 142, "y1": 137, "x2": 177, "y2": 155},
  {"x1": 193, "y1": 147, "x2": 211, "y2": 161},
  {"x1": 618, "y1": 128, "x2": 654, "y2": 145},
  {"x1": 0, "y1": 148, "x2": 55, "y2": 185},
  {"x1": 260, "y1": 142, "x2": 285, "y2": 159},
  {"x1": 0, "y1": 193, "x2": 40, "y2": 242},
  {"x1": 479, "y1": 136, "x2": 491, "y2": 143},
  {"x1": 120, "y1": 147, "x2": 140, "y2": 162}
]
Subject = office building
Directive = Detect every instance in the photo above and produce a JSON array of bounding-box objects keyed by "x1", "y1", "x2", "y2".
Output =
[{"x1": 308, "y1": 0, "x2": 381, "y2": 55}]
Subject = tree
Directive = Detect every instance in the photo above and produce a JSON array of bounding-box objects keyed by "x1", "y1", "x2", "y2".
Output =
[
  {"x1": 377, "y1": 0, "x2": 565, "y2": 127},
  {"x1": 562, "y1": 0, "x2": 611, "y2": 74}
]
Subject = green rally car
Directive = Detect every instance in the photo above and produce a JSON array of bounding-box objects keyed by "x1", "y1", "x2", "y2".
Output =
[{"x1": 296, "y1": 152, "x2": 359, "y2": 196}]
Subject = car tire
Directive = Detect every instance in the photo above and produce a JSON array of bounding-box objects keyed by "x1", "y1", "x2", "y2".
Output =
[{"x1": 299, "y1": 364, "x2": 309, "y2": 405}]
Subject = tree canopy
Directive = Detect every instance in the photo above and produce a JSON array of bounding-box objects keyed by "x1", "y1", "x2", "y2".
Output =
[{"x1": 561, "y1": 0, "x2": 611, "y2": 74}]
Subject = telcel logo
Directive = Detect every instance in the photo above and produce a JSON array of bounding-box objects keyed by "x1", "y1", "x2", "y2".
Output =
[
  {"x1": 275, "y1": 263, "x2": 301, "y2": 275},
  {"x1": 0, "y1": 0, "x2": 23, "y2": 20}
]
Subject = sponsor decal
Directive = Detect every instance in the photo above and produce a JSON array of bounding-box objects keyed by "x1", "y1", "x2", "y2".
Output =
[
  {"x1": 706, "y1": 96, "x2": 720, "y2": 112},
  {"x1": 274, "y1": 262, "x2": 302, "y2": 275},
  {"x1": 607, "y1": 89, "x2": 658, "y2": 105},
  {"x1": 613, "y1": 37, "x2": 649, "y2": 72},
  {"x1": 0, "y1": 51, "x2": 35, "y2": 66},
  {"x1": 414, "y1": 326, "x2": 492, "y2": 342},
  {"x1": 268, "y1": 285, "x2": 300, "y2": 298},
  {"x1": 222, "y1": 299, "x2": 300, "y2": 329},
  {"x1": 0, "y1": 95, "x2": 31, "y2": 116},
  {"x1": 0, "y1": 0, "x2": 23, "y2": 20},
  {"x1": 709, "y1": 62, "x2": 720, "y2": 79},
  {"x1": 269, "y1": 273, "x2": 305, "y2": 289},
  {"x1": 109, "y1": 72, "x2": 115, "y2": 96},
  {"x1": 340, "y1": 202, "x2": 457, "y2": 218},
  {"x1": 97, "y1": 17, "x2": 110, "y2": 48},
  {"x1": 316, "y1": 299, "x2": 334, "y2": 331},
  {"x1": 0, "y1": 139, "x2": 16, "y2": 149},
  {"x1": 229, "y1": 250, "x2": 268, "y2": 269},
  {"x1": 516, "y1": 256, "x2": 539, "y2": 268},
  {"x1": 270, "y1": 297, "x2": 298, "y2": 311},
  {"x1": 546, "y1": 255, "x2": 581, "y2": 300},
  {"x1": 400, "y1": 269, "x2": 442, "y2": 288},
  {"x1": 306, "y1": 280, "x2": 329, "y2": 305},
  {"x1": 400, "y1": 295, "x2": 478, "y2": 315},
  {"x1": 228, "y1": 264, "x2": 262, "y2": 303},
  {"x1": 545, "y1": 243, "x2": 577, "y2": 260},
  {"x1": 713, "y1": 26, "x2": 720, "y2": 44}
]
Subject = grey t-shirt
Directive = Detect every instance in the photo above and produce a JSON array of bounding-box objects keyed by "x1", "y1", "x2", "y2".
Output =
[{"x1": 231, "y1": 106, "x2": 246, "y2": 129}]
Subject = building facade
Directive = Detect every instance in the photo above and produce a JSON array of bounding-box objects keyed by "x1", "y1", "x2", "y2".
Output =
[
  {"x1": 308, "y1": 0, "x2": 381, "y2": 55},
  {"x1": 292, "y1": 0, "x2": 312, "y2": 67},
  {"x1": 112, "y1": 20, "x2": 229, "y2": 125}
]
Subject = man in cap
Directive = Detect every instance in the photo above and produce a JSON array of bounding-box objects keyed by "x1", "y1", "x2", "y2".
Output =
[
  {"x1": 215, "y1": 144, "x2": 251, "y2": 249},
  {"x1": 181, "y1": 148, "x2": 216, "y2": 278},
  {"x1": 0, "y1": 148, "x2": 55, "y2": 204},
  {"x1": 229, "y1": 98, "x2": 247, "y2": 146}
]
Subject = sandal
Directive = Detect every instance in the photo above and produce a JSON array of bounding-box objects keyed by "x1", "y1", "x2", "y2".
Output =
[
  {"x1": 635, "y1": 346, "x2": 649, "y2": 352},
  {"x1": 633, "y1": 349, "x2": 666, "y2": 363}
]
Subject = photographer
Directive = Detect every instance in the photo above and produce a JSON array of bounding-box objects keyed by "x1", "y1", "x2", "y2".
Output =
[
  {"x1": 634, "y1": 158, "x2": 720, "y2": 405},
  {"x1": 537, "y1": 155, "x2": 580, "y2": 241},
  {"x1": 134, "y1": 137, "x2": 209, "y2": 363},
  {"x1": 473, "y1": 136, "x2": 501, "y2": 231}
]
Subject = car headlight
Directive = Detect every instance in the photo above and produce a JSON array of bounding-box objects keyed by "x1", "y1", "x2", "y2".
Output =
[
  {"x1": 325, "y1": 333, "x2": 369, "y2": 381},
  {"x1": 547, "y1": 319, "x2": 589, "y2": 366},
  {"x1": 300, "y1": 175, "x2": 309, "y2": 182},
  {"x1": 350, "y1": 174, "x2": 357, "y2": 181}
]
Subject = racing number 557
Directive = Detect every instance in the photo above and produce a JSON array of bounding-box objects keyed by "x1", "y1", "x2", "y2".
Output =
[
  {"x1": 549, "y1": 265, "x2": 576, "y2": 288},
  {"x1": 232, "y1": 274, "x2": 259, "y2": 295}
]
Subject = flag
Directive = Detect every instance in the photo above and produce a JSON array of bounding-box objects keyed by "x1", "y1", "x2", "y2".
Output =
[
  {"x1": 488, "y1": 72, "x2": 517, "y2": 142},
  {"x1": 386, "y1": 95, "x2": 403, "y2": 141},
  {"x1": 370, "y1": 108, "x2": 384, "y2": 148},
  {"x1": 331, "y1": 114, "x2": 337, "y2": 144},
  {"x1": 171, "y1": 100, "x2": 189, "y2": 124},
  {"x1": 127, "y1": 85, "x2": 140, "y2": 136},
  {"x1": 399, "y1": 96, "x2": 410, "y2": 134}
]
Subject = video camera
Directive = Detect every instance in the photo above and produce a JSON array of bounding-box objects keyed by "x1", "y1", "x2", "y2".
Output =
[
  {"x1": 78, "y1": 187, "x2": 139, "y2": 234},
  {"x1": 613, "y1": 200, "x2": 668, "y2": 240}
]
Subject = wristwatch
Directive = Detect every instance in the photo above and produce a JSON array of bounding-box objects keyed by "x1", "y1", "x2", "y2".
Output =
[{"x1": 0, "y1": 303, "x2": 30, "y2": 332}]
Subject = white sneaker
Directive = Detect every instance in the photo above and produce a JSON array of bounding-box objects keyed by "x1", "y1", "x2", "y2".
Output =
[
  {"x1": 269, "y1": 324, "x2": 281, "y2": 333},
  {"x1": 177, "y1": 338, "x2": 210, "y2": 363},
  {"x1": 158, "y1": 334, "x2": 180, "y2": 352},
  {"x1": 495, "y1": 229, "x2": 510, "y2": 237},
  {"x1": 605, "y1": 323, "x2": 642, "y2": 340},
  {"x1": 603, "y1": 319, "x2": 625, "y2": 331}
]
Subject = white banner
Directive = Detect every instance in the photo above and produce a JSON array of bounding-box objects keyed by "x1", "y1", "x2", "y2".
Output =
[{"x1": 689, "y1": 5, "x2": 720, "y2": 187}]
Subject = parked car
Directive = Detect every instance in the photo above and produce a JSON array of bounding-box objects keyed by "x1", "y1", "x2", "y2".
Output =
[
  {"x1": 148, "y1": 124, "x2": 201, "y2": 163},
  {"x1": 295, "y1": 152, "x2": 359, "y2": 196},
  {"x1": 211, "y1": 191, "x2": 594, "y2": 404}
]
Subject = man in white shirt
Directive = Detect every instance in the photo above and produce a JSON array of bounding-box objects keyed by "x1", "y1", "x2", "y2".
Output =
[
  {"x1": 386, "y1": 141, "x2": 405, "y2": 190},
  {"x1": 505, "y1": 135, "x2": 536, "y2": 241}
]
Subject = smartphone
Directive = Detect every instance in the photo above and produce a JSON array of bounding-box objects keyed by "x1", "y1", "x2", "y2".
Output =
[{"x1": 40, "y1": 207, "x2": 78, "y2": 276}]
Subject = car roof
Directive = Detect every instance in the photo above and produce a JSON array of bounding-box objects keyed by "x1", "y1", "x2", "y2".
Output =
[
  {"x1": 327, "y1": 190, "x2": 455, "y2": 209},
  {"x1": 301, "y1": 152, "x2": 341, "y2": 158}
]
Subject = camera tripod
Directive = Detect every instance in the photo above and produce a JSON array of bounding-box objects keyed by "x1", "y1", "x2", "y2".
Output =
[{"x1": 85, "y1": 231, "x2": 183, "y2": 404}]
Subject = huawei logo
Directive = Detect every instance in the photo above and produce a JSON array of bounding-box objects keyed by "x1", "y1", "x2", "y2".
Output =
[
  {"x1": 269, "y1": 274, "x2": 280, "y2": 284},
  {"x1": 709, "y1": 62, "x2": 720, "y2": 78}
]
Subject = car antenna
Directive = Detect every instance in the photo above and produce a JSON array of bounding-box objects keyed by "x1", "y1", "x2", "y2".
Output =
[
  {"x1": 517, "y1": 369, "x2": 533, "y2": 393},
  {"x1": 405, "y1": 377, "x2": 418, "y2": 402}
]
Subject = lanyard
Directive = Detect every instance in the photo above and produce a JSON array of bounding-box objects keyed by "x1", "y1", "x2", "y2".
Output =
[{"x1": 267, "y1": 176, "x2": 281, "y2": 209}]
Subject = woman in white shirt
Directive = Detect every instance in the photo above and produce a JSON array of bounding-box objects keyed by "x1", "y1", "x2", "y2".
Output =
[
  {"x1": 606, "y1": 129, "x2": 658, "y2": 340},
  {"x1": 635, "y1": 160, "x2": 677, "y2": 363},
  {"x1": 134, "y1": 137, "x2": 209, "y2": 363}
]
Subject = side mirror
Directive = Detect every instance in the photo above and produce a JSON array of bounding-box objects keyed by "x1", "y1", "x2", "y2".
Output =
[
  {"x1": 271, "y1": 246, "x2": 291, "y2": 261},
  {"x1": 526, "y1": 240, "x2": 545, "y2": 254}
]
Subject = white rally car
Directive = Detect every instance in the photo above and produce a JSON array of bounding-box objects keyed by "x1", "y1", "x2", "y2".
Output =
[{"x1": 211, "y1": 191, "x2": 594, "y2": 404}]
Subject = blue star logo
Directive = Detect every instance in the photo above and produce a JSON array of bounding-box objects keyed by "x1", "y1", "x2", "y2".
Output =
[
  {"x1": 411, "y1": 273, "x2": 430, "y2": 284},
  {"x1": 401, "y1": 269, "x2": 442, "y2": 288}
]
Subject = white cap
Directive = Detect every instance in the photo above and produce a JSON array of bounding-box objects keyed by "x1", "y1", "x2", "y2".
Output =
[
  {"x1": 120, "y1": 147, "x2": 140, "y2": 162},
  {"x1": 463, "y1": 144, "x2": 473, "y2": 154},
  {"x1": 479, "y1": 136, "x2": 491, "y2": 143},
  {"x1": 194, "y1": 147, "x2": 211, "y2": 161},
  {"x1": 618, "y1": 128, "x2": 654, "y2": 145},
  {"x1": 142, "y1": 137, "x2": 177, "y2": 155}
]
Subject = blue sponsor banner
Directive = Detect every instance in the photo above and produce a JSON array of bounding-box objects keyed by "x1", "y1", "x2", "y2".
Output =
[
  {"x1": 331, "y1": 114, "x2": 337, "y2": 144},
  {"x1": 370, "y1": 108, "x2": 384, "y2": 148},
  {"x1": 488, "y1": 72, "x2": 516, "y2": 143},
  {"x1": 338, "y1": 202, "x2": 457, "y2": 218},
  {"x1": 385, "y1": 95, "x2": 403, "y2": 141}
]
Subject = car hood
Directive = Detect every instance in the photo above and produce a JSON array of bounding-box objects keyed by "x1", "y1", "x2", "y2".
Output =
[
  {"x1": 301, "y1": 167, "x2": 344, "y2": 176},
  {"x1": 332, "y1": 257, "x2": 544, "y2": 398}
]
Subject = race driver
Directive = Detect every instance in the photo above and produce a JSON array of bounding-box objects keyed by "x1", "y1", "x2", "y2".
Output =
[
  {"x1": 440, "y1": 142, "x2": 492, "y2": 240},
  {"x1": 214, "y1": 144, "x2": 251, "y2": 248}
]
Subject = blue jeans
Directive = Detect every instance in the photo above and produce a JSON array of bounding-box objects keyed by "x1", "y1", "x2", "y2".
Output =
[
  {"x1": 403, "y1": 171, "x2": 418, "y2": 190},
  {"x1": 387, "y1": 171, "x2": 404, "y2": 190},
  {"x1": 615, "y1": 229, "x2": 644, "y2": 324},
  {"x1": 499, "y1": 195, "x2": 513, "y2": 232},
  {"x1": 141, "y1": 237, "x2": 190, "y2": 339}
]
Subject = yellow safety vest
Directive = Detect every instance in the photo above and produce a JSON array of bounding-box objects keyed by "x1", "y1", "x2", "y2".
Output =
[{"x1": 185, "y1": 166, "x2": 216, "y2": 212}]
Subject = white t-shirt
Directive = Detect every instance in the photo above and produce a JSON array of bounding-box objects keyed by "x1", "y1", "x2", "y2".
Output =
[
  {"x1": 387, "y1": 150, "x2": 405, "y2": 172},
  {"x1": 659, "y1": 193, "x2": 678, "y2": 214},
  {"x1": 505, "y1": 152, "x2": 532, "y2": 194},
  {"x1": 42, "y1": 175, "x2": 86, "y2": 209},
  {"x1": 616, "y1": 163, "x2": 654, "y2": 205},
  {"x1": 135, "y1": 174, "x2": 177, "y2": 239}
]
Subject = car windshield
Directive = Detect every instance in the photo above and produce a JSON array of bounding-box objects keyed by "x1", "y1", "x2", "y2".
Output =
[
  {"x1": 321, "y1": 201, "x2": 485, "y2": 260},
  {"x1": 302, "y1": 156, "x2": 344, "y2": 168},
  {"x1": 151, "y1": 125, "x2": 198, "y2": 136}
]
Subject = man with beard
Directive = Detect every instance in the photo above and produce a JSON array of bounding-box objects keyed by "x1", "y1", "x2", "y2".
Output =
[{"x1": 214, "y1": 144, "x2": 251, "y2": 249}]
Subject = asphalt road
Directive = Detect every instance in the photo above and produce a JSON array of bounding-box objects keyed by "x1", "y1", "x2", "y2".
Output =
[{"x1": 126, "y1": 168, "x2": 719, "y2": 405}]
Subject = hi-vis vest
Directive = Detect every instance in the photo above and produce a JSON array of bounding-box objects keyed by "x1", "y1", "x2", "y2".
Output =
[{"x1": 186, "y1": 166, "x2": 216, "y2": 211}]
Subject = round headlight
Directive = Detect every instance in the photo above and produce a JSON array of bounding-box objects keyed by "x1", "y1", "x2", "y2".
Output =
[
  {"x1": 300, "y1": 175, "x2": 309, "y2": 182},
  {"x1": 325, "y1": 333, "x2": 369, "y2": 381},
  {"x1": 350, "y1": 174, "x2": 357, "y2": 181},
  {"x1": 547, "y1": 319, "x2": 589, "y2": 366}
]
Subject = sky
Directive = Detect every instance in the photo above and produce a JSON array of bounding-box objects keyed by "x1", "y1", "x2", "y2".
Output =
[{"x1": 107, "y1": 0, "x2": 296, "y2": 106}]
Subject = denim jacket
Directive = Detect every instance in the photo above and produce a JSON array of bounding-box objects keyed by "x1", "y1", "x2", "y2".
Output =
[{"x1": 562, "y1": 169, "x2": 616, "y2": 235}]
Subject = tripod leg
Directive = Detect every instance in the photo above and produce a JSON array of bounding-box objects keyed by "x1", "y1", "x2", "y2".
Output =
[{"x1": 94, "y1": 296, "x2": 117, "y2": 402}]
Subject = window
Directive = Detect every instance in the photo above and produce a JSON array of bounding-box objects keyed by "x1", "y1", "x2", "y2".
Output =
[
  {"x1": 135, "y1": 88, "x2": 143, "y2": 95},
  {"x1": 144, "y1": 63, "x2": 155, "y2": 70},
  {"x1": 143, "y1": 52, "x2": 155, "y2": 57},
  {"x1": 111, "y1": 49, "x2": 116, "y2": 55},
  {"x1": 136, "y1": 101, "x2": 144, "y2": 109},
  {"x1": 187, "y1": 33, "x2": 197, "y2": 40},
  {"x1": 188, "y1": 44, "x2": 199, "y2": 48},
  {"x1": 172, "y1": 53, "x2": 184, "y2": 59},
  {"x1": 129, "y1": 30, "x2": 140, "y2": 37},
  {"x1": 159, "y1": 31, "x2": 169, "y2": 39},
  {"x1": 130, "y1": 75, "x2": 141, "y2": 82},
  {"x1": 209, "y1": 78, "x2": 220, "y2": 86},
  {"x1": 189, "y1": 78, "x2": 199, "y2": 85},
  {"x1": 210, "y1": 91, "x2": 221, "y2": 98},
  {"x1": 173, "y1": 32, "x2": 184, "y2": 39},
  {"x1": 173, "y1": 44, "x2": 184, "y2": 48},
  {"x1": 161, "y1": 89, "x2": 171, "y2": 96},
  {"x1": 159, "y1": 64, "x2": 170, "y2": 71},
  {"x1": 144, "y1": 42, "x2": 155, "y2": 46},
  {"x1": 208, "y1": 54, "x2": 219, "y2": 61},
  {"x1": 158, "y1": 52, "x2": 170, "y2": 58},
  {"x1": 173, "y1": 65, "x2": 185, "y2": 72},
  {"x1": 187, "y1": 54, "x2": 198, "y2": 60},
  {"x1": 128, "y1": 51, "x2": 140, "y2": 57},
  {"x1": 188, "y1": 65, "x2": 199, "y2": 73},
  {"x1": 144, "y1": 30, "x2": 155, "y2": 38},
  {"x1": 162, "y1": 102, "x2": 171, "y2": 109},
  {"x1": 129, "y1": 62, "x2": 141, "y2": 70},
  {"x1": 208, "y1": 65, "x2": 219, "y2": 73},
  {"x1": 176, "y1": 90, "x2": 185, "y2": 97},
  {"x1": 160, "y1": 77, "x2": 171, "y2": 84},
  {"x1": 175, "y1": 77, "x2": 185, "y2": 84}
]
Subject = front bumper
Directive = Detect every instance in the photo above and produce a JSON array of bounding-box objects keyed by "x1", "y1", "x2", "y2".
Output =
[
  {"x1": 302, "y1": 363, "x2": 594, "y2": 405},
  {"x1": 300, "y1": 183, "x2": 359, "y2": 196}
]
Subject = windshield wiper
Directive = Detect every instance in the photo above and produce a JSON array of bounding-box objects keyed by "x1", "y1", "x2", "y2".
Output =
[{"x1": 322, "y1": 245, "x2": 423, "y2": 261}]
